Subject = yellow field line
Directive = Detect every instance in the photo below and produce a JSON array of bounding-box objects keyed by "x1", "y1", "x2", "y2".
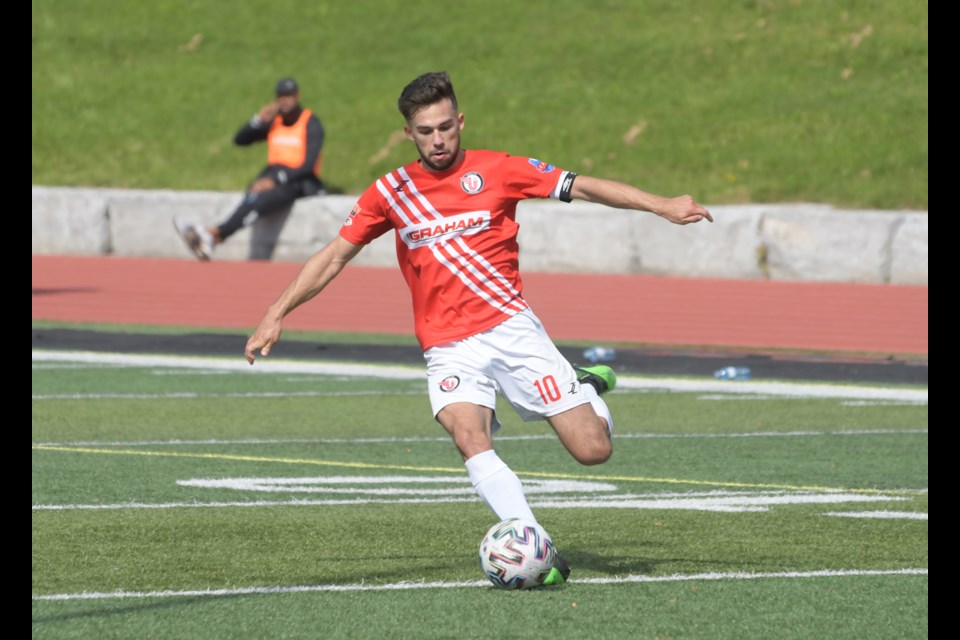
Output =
[{"x1": 32, "y1": 445, "x2": 920, "y2": 496}]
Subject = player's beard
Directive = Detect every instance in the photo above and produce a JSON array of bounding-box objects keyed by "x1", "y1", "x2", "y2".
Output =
[{"x1": 417, "y1": 140, "x2": 460, "y2": 172}]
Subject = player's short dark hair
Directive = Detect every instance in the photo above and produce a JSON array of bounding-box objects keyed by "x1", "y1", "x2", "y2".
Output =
[{"x1": 397, "y1": 71, "x2": 458, "y2": 121}]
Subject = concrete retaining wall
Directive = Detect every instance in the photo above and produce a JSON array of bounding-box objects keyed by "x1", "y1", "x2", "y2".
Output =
[{"x1": 32, "y1": 186, "x2": 928, "y2": 285}]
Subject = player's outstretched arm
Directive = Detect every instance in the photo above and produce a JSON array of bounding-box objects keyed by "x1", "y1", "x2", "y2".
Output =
[
  {"x1": 570, "y1": 175, "x2": 713, "y2": 225},
  {"x1": 245, "y1": 236, "x2": 362, "y2": 364}
]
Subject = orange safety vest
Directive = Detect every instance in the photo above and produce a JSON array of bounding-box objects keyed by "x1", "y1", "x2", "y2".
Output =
[{"x1": 267, "y1": 109, "x2": 322, "y2": 176}]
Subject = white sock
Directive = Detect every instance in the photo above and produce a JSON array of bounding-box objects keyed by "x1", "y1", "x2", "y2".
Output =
[
  {"x1": 582, "y1": 383, "x2": 614, "y2": 435},
  {"x1": 464, "y1": 449, "x2": 536, "y2": 522}
]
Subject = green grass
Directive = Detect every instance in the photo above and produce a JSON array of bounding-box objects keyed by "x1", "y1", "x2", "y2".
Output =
[
  {"x1": 32, "y1": 0, "x2": 927, "y2": 210},
  {"x1": 32, "y1": 350, "x2": 927, "y2": 639}
]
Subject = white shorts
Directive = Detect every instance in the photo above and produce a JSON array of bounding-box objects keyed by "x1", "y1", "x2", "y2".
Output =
[{"x1": 424, "y1": 309, "x2": 591, "y2": 431}]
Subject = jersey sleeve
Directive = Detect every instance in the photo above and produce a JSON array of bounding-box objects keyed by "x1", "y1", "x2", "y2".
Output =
[
  {"x1": 338, "y1": 184, "x2": 394, "y2": 245},
  {"x1": 501, "y1": 155, "x2": 576, "y2": 202}
]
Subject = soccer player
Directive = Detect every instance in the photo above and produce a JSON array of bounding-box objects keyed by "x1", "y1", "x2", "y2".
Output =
[{"x1": 244, "y1": 71, "x2": 712, "y2": 585}]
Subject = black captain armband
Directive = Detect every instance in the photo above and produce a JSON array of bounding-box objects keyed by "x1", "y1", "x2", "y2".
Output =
[{"x1": 558, "y1": 172, "x2": 578, "y2": 202}]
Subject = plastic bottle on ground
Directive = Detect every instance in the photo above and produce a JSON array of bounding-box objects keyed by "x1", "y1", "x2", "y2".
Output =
[
  {"x1": 713, "y1": 366, "x2": 752, "y2": 381},
  {"x1": 583, "y1": 346, "x2": 616, "y2": 364}
]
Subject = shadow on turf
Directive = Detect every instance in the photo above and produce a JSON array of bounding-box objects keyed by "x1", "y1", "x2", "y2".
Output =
[
  {"x1": 32, "y1": 595, "x2": 241, "y2": 625},
  {"x1": 561, "y1": 550, "x2": 661, "y2": 576}
]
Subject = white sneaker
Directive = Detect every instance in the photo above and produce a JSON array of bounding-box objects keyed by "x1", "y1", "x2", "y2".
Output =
[{"x1": 173, "y1": 217, "x2": 215, "y2": 261}]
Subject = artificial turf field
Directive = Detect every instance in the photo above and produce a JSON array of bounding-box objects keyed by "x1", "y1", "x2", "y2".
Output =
[{"x1": 32, "y1": 342, "x2": 927, "y2": 639}]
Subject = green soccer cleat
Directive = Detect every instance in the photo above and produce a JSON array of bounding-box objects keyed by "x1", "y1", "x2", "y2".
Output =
[
  {"x1": 542, "y1": 567, "x2": 565, "y2": 586},
  {"x1": 575, "y1": 364, "x2": 617, "y2": 394},
  {"x1": 542, "y1": 551, "x2": 571, "y2": 586}
]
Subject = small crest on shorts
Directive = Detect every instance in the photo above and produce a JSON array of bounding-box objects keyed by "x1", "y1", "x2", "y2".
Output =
[
  {"x1": 439, "y1": 375, "x2": 461, "y2": 392},
  {"x1": 460, "y1": 172, "x2": 484, "y2": 194}
]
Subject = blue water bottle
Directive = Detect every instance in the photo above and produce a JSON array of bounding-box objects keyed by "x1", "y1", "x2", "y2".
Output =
[{"x1": 713, "y1": 366, "x2": 751, "y2": 381}]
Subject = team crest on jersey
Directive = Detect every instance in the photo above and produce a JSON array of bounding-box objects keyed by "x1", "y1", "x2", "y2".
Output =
[
  {"x1": 460, "y1": 172, "x2": 484, "y2": 194},
  {"x1": 528, "y1": 158, "x2": 556, "y2": 173},
  {"x1": 439, "y1": 375, "x2": 461, "y2": 392}
]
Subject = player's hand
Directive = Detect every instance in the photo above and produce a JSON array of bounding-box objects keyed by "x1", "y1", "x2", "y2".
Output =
[
  {"x1": 661, "y1": 195, "x2": 713, "y2": 225},
  {"x1": 245, "y1": 321, "x2": 282, "y2": 364}
]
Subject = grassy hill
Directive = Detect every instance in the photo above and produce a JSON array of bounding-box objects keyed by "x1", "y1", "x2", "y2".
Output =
[{"x1": 32, "y1": 0, "x2": 927, "y2": 209}]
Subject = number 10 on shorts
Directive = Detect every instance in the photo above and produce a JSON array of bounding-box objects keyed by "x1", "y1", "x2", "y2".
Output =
[{"x1": 534, "y1": 375, "x2": 561, "y2": 404}]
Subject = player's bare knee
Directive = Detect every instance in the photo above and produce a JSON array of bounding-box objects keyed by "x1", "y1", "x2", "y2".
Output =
[
  {"x1": 448, "y1": 427, "x2": 493, "y2": 460},
  {"x1": 573, "y1": 440, "x2": 612, "y2": 465},
  {"x1": 572, "y1": 425, "x2": 613, "y2": 465}
]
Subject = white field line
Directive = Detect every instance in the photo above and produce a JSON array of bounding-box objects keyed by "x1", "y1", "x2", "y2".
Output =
[
  {"x1": 824, "y1": 511, "x2": 928, "y2": 520},
  {"x1": 32, "y1": 492, "x2": 927, "y2": 520},
  {"x1": 31, "y1": 350, "x2": 928, "y2": 402},
  {"x1": 32, "y1": 568, "x2": 928, "y2": 602},
  {"x1": 31, "y1": 350, "x2": 425, "y2": 379},
  {"x1": 31, "y1": 428, "x2": 929, "y2": 448},
  {"x1": 32, "y1": 390, "x2": 424, "y2": 400},
  {"x1": 32, "y1": 489, "x2": 927, "y2": 513}
]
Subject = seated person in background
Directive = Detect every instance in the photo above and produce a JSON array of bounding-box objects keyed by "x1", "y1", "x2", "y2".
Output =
[{"x1": 175, "y1": 76, "x2": 325, "y2": 260}]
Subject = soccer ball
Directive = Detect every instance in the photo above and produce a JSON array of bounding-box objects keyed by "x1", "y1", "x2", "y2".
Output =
[{"x1": 478, "y1": 518, "x2": 556, "y2": 589}]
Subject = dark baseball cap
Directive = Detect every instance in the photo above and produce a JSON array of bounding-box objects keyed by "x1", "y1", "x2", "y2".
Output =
[{"x1": 275, "y1": 77, "x2": 299, "y2": 96}]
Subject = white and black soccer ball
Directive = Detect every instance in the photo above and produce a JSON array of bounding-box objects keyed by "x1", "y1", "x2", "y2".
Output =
[{"x1": 478, "y1": 518, "x2": 556, "y2": 589}]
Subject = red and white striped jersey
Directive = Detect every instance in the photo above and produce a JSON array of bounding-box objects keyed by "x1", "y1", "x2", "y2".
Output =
[{"x1": 339, "y1": 149, "x2": 573, "y2": 350}]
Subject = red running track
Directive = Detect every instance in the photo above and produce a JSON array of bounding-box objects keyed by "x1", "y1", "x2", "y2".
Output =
[{"x1": 32, "y1": 254, "x2": 928, "y2": 356}]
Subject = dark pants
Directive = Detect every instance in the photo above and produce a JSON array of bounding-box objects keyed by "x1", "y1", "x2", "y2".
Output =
[{"x1": 217, "y1": 171, "x2": 323, "y2": 241}]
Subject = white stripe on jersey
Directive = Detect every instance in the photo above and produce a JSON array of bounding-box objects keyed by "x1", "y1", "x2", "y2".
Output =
[
  {"x1": 377, "y1": 173, "x2": 418, "y2": 226},
  {"x1": 397, "y1": 167, "x2": 442, "y2": 222},
  {"x1": 429, "y1": 243, "x2": 526, "y2": 315},
  {"x1": 448, "y1": 237, "x2": 527, "y2": 312},
  {"x1": 432, "y1": 239, "x2": 527, "y2": 313},
  {"x1": 379, "y1": 169, "x2": 528, "y2": 316}
]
